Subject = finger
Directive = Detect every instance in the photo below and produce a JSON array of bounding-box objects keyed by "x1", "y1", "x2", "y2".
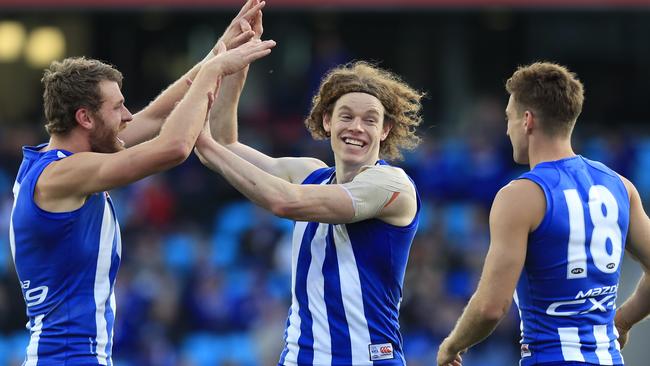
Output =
[
  {"x1": 245, "y1": 41, "x2": 275, "y2": 62},
  {"x1": 249, "y1": 10, "x2": 263, "y2": 39},
  {"x1": 243, "y1": 48, "x2": 273, "y2": 63},
  {"x1": 241, "y1": 1, "x2": 265, "y2": 22},
  {"x1": 235, "y1": 0, "x2": 256, "y2": 18},
  {"x1": 206, "y1": 90, "x2": 215, "y2": 112},
  {"x1": 230, "y1": 30, "x2": 255, "y2": 49},
  {"x1": 239, "y1": 18, "x2": 252, "y2": 33}
]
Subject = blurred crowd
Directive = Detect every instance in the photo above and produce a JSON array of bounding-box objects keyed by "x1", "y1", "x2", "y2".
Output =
[
  {"x1": 1, "y1": 96, "x2": 647, "y2": 365},
  {"x1": 2, "y1": 7, "x2": 650, "y2": 366}
]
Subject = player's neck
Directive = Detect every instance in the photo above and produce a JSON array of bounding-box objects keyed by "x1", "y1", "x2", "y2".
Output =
[
  {"x1": 333, "y1": 157, "x2": 376, "y2": 184},
  {"x1": 45, "y1": 129, "x2": 92, "y2": 153},
  {"x1": 528, "y1": 138, "x2": 575, "y2": 170}
]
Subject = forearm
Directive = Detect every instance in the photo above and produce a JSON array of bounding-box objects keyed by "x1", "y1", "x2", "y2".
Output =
[
  {"x1": 616, "y1": 274, "x2": 650, "y2": 331},
  {"x1": 210, "y1": 68, "x2": 248, "y2": 144},
  {"x1": 445, "y1": 296, "x2": 503, "y2": 352},
  {"x1": 156, "y1": 72, "x2": 218, "y2": 155},
  {"x1": 195, "y1": 137, "x2": 295, "y2": 212}
]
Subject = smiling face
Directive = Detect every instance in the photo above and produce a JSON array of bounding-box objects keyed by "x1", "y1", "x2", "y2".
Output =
[
  {"x1": 323, "y1": 92, "x2": 391, "y2": 168},
  {"x1": 89, "y1": 80, "x2": 132, "y2": 153}
]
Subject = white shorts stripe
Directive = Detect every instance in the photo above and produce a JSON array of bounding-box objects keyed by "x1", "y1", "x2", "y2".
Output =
[
  {"x1": 558, "y1": 327, "x2": 585, "y2": 362},
  {"x1": 334, "y1": 225, "x2": 372, "y2": 365},
  {"x1": 94, "y1": 200, "x2": 115, "y2": 365},
  {"x1": 284, "y1": 221, "x2": 308, "y2": 364},
  {"x1": 613, "y1": 325, "x2": 622, "y2": 352},
  {"x1": 9, "y1": 181, "x2": 20, "y2": 261},
  {"x1": 24, "y1": 314, "x2": 45, "y2": 366},
  {"x1": 307, "y1": 224, "x2": 331, "y2": 365},
  {"x1": 594, "y1": 324, "x2": 614, "y2": 365}
]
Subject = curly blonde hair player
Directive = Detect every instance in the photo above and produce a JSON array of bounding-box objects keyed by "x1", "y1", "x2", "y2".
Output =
[{"x1": 304, "y1": 61, "x2": 424, "y2": 161}]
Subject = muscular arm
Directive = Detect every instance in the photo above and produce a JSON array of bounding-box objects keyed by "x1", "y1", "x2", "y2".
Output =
[
  {"x1": 209, "y1": 60, "x2": 323, "y2": 183},
  {"x1": 194, "y1": 136, "x2": 416, "y2": 224},
  {"x1": 437, "y1": 179, "x2": 544, "y2": 365},
  {"x1": 36, "y1": 40, "x2": 276, "y2": 212},
  {"x1": 614, "y1": 177, "x2": 650, "y2": 347},
  {"x1": 119, "y1": 0, "x2": 265, "y2": 147},
  {"x1": 118, "y1": 64, "x2": 201, "y2": 147},
  {"x1": 208, "y1": 67, "x2": 325, "y2": 182},
  {"x1": 206, "y1": 0, "x2": 325, "y2": 184}
]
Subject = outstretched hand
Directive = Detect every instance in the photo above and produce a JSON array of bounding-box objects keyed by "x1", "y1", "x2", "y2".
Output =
[
  {"x1": 220, "y1": 0, "x2": 265, "y2": 50},
  {"x1": 205, "y1": 38, "x2": 275, "y2": 76}
]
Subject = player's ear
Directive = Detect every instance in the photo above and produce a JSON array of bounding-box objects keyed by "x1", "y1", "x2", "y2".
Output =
[
  {"x1": 75, "y1": 108, "x2": 94, "y2": 130},
  {"x1": 322, "y1": 113, "x2": 332, "y2": 136},
  {"x1": 381, "y1": 119, "x2": 393, "y2": 141},
  {"x1": 523, "y1": 110, "x2": 534, "y2": 135}
]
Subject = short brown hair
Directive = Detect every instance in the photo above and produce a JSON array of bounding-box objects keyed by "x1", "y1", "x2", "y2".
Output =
[
  {"x1": 505, "y1": 62, "x2": 584, "y2": 137},
  {"x1": 42, "y1": 57, "x2": 123, "y2": 135},
  {"x1": 305, "y1": 61, "x2": 424, "y2": 161}
]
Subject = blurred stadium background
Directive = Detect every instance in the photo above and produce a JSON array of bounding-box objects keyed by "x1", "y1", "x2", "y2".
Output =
[{"x1": 1, "y1": 0, "x2": 650, "y2": 365}]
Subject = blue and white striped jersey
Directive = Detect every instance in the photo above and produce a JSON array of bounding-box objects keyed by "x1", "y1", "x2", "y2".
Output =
[
  {"x1": 515, "y1": 155, "x2": 629, "y2": 366},
  {"x1": 278, "y1": 160, "x2": 420, "y2": 366},
  {"x1": 9, "y1": 144, "x2": 122, "y2": 366}
]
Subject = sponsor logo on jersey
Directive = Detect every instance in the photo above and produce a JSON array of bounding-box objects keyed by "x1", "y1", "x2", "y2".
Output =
[
  {"x1": 369, "y1": 342, "x2": 394, "y2": 361},
  {"x1": 521, "y1": 343, "x2": 531, "y2": 358}
]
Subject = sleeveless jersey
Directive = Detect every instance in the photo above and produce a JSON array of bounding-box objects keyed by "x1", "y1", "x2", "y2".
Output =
[
  {"x1": 514, "y1": 155, "x2": 629, "y2": 366},
  {"x1": 278, "y1": 160, "x2": 420, "y2": 366},
  {"x1": 9, "y1": 144, "x2": 122, "y2": 366}
]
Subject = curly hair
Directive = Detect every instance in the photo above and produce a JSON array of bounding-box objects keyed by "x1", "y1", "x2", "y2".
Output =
[
  {"x1": 42, "y1": 57, "x2": 123, "y2": 135},
  {"x1": 505, "y1": 61, "x2": 584, "y2": 137},
  {"x1": 305, "y1": 61, "x2": 424, "y2": 161}
]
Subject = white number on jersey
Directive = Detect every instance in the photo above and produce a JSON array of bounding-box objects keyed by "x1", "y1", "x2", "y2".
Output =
[
  {"x1": 24, "y1": 285, "x2": 49, "y2": 307},
  {"x1": 563, "y1": 185, "x2": 622, "y2": 279}
]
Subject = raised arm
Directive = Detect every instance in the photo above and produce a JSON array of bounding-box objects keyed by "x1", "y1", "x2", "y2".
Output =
[
  {"x1": 437, "y1": 179, "x2": 544, "y2": 366},
  {"x1": 36, "y1": 39, "x2": 276, "y2": 212},
  {"x1": 118, "y1": 0, "x2": 265, "y2": 147},
  {"x1": 194, "y1": 135, "x2": 416, "y2": 225},
  {"x1": 206, "y1": 1, "x2": 324, "y2": 183},
  {"x1": 614, "y1": 177, "x2": 650, "y2": 348}
]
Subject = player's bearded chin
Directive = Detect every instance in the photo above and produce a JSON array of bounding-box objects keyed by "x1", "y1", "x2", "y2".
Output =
[{"x1": 89, "y1": 114, "x2": 123, "y2": 153}]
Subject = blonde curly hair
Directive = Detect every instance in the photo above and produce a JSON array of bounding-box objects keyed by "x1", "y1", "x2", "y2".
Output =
[{"x1": 305, "y1": 61, "x2": 424, "y2": 161}]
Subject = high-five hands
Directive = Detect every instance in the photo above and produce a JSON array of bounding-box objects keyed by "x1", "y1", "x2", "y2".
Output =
[{"x1": 220, "y1": 0, "x2": 265, "y2": 50}]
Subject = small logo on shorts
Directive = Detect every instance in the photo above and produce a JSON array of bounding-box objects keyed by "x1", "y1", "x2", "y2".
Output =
[
  {"x1": 369, "y1": 343, "x2": 394, "y2": 361},
  {"x1": 521, "y1": 343, "x2": 531, "y2": 358}
]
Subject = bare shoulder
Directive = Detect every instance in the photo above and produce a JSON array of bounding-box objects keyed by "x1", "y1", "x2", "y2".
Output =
[
  {"x1": 278, "y1": 157, "x2": 328, "y2": 184},
  {"x1": 491, "y1": 179, "x2": 545, "y2": 232}
]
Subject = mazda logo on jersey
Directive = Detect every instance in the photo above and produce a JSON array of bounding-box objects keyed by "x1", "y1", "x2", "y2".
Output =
[
  {"x1": 571, "y1": 268, "x2": 584, "y2": 274},
  {"x1": 607, "y1": 263, "x2": 615, "y2": 269}
]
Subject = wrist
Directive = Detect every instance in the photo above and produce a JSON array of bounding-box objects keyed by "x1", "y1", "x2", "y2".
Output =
[
  {"x1": 614, "y1": 306, "x2": 635, "y2": 331},
  {"x1": 201, "y1": 44, "x2": 219, "y2": 64},
  {"x1": 442, "y1": 336, "x2": 462, "y2": 354}
]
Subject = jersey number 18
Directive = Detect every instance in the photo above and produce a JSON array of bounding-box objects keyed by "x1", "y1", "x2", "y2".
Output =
[{"x1": 563, "y1": 185, "x2": 623, "y2": 280}]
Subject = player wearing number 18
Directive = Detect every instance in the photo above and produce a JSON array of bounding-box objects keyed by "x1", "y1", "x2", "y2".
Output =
[{"x1": 437, "y1": 62, "x2": 650, "y2": 366}]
